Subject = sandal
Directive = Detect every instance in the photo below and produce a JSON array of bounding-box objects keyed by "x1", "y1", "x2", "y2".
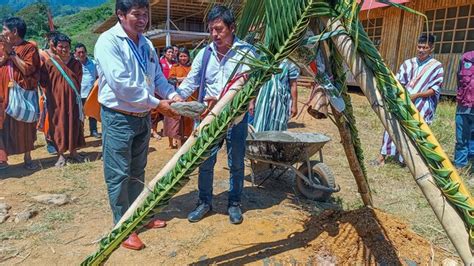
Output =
[
  {"x1": 23, "y1": 161, "x2": 39, "y2": 170},
  {"x1": 55, "y1": 159, "x2": 67, "y2": 168}
]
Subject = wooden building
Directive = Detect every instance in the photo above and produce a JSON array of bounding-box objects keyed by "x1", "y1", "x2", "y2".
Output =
[
  {"x1": 95, "y1": 0, "x2": 234, "y2": 48},
  {"x1": 360, "y1": 0, "x2": 474, "y2": 95}
]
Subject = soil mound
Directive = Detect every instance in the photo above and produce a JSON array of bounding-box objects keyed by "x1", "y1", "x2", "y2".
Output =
[{"x1": 304, "y1": 207, "x2": 457, "y2": 264}]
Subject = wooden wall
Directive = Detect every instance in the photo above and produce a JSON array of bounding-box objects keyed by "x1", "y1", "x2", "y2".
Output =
[{"x1": 360, "y1": 0, "x2": 474, "y2": 94}]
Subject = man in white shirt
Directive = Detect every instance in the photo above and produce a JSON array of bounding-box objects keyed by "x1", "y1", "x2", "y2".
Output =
[
  {"x1": 177, "y1": 5, "x2": 255, "y2": 225},
  {"x1": 94, "y1": 0, "x2": 181, "y2": 251}
]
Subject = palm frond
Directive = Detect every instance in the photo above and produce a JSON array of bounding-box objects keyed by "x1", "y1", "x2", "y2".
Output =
[{"x1": 235, "y1": 0, "x2": 266, "y2": 40}]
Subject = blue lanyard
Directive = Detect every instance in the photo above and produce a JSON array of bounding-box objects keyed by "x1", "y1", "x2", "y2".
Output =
[{"x1": 126, "y1": 38, "x2": 148, "y2": 74}]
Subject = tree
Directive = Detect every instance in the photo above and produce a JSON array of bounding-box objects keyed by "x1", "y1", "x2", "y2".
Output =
[
  {"x1": 0, "y1": 5, "x2": 14, "y2": 21},
  {"x1": 15, "y1": 0, "x2": 51, "y2": 45}
]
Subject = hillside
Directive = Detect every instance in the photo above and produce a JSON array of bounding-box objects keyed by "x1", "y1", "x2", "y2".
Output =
[
  {"x1": 2, "y1": 0, "x2": 114, "y2": 51},
  {"x1": 54, "y1": 1, "x2": 114, "y2": 52},
  {"x1": 2, "y1": 0, "x2": 106, "y2": 13}
]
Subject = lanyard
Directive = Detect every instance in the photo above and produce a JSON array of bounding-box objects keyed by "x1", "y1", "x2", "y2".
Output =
[{"x1": 126, "y1": 38, "x2": 148, "y2": 74}]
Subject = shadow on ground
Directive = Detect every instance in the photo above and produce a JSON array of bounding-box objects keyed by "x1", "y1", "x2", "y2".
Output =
[{"x1": 189, "y1": 208, "x2": 402, "y2": 265}]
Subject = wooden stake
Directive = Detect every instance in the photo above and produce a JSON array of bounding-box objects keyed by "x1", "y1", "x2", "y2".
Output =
[{"x1": 331, "y1": 105, "x2": 373, "y2": 206}]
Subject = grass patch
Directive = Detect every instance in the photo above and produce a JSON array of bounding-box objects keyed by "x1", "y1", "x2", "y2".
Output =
[
  {"x1": 431, "y1": 100, "x2": 457, "y2": 157},
  {"x1": 29, "y1": 223, "x2": 54, "y2": 234},
  {"x1": 44, "y1": 210, "x2": 74, "y2": 224},
  {"x1": 0, "y1": 228, "x2": 27, "y2": 240},
  {"x1": 60, "y1": 163, "x2": 95, "y2": 190}
]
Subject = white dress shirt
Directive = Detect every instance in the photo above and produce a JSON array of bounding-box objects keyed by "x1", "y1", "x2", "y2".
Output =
[
  {"x1": 94, "y1": 22, "x2": 177, "y2": 113},
  {"x1": 177, "y1": 37, "x2": 255, "y2": 100}
]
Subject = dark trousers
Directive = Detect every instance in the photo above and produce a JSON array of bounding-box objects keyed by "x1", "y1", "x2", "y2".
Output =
[
  {"x1": 454, "y1": 112, "x2": 474, "y2": 168},
  {"x1": 82, "y1": 98, "x2": 98, "y2": 135},
  {"x1": 198, "y1": 114, "x2": 248, "y2": 205},
  {"x1": 101, "y1": 106, "x2": 151, "y2": 224}
]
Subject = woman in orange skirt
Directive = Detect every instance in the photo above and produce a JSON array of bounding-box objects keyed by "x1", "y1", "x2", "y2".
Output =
[{"x1": 165, "y1": 47, "x2": 194, "y2": 148}]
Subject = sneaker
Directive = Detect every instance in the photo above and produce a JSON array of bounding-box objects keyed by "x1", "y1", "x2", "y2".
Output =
[
  {"x1": 187, "y1": 201, "x2": 211, "y2": 223},
  {"x1": 228, "y1": 202, "x2": 243, "y2": 224}
]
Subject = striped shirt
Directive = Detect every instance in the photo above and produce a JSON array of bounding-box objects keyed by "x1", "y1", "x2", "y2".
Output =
[
  {"x1": 253, "y1": 59, "x2": 300, "y2": 132},
  {"x1": 380, "y1": 56, "x2": 444, "y2": 158},
  {"x1": 396, "y1": 56, "x2": 444, "y2": 124}
]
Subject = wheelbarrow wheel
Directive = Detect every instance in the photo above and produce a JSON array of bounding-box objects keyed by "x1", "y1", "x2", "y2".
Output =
[{"x1": 296, "y1": 161, "x2": 335, "y2": 201}]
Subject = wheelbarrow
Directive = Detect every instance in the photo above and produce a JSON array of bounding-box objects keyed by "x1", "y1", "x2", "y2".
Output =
[{"x1": 246, "y1": 131, "x2": 340, "y2": 201}]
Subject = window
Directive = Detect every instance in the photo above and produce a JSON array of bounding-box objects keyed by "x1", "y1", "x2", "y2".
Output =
[
  {"x1": 425, "y1": 5, "x2": 474, "y2": 54},
  {"x1": 361, "y1": 18, "x2": 383, "y2": 48}
]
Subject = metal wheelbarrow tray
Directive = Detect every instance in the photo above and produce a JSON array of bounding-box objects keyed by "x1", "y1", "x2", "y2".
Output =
[{"x1": 246, "y1": 131, "x2": 340, "y2": 201}]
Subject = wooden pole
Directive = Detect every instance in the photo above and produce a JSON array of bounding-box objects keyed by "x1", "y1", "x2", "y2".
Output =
[
  {"x1": 323, "y1": 18, "x2": 473, "y2": 263},
  {"x1": 114, "y1": 77, "x2": 247, "y2": 228},
  {"x1": 316, "y1": 38, "x2": 373, "y2": 207},
  {"x1": 331, "y1": 106, "x2": 373, "y2": 206}
]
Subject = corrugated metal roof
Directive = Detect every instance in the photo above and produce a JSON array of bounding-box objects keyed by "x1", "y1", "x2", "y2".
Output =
[{"x1": 361, "y1": 0, "x2": 410, "y2": 10}]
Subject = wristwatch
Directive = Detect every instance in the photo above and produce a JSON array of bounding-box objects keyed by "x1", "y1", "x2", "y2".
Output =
[{"x1": 8, "y1": 50, "x2": 16, "y2": 57}]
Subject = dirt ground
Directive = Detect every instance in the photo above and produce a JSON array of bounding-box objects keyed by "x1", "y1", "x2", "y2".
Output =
[{"x1": 0, "y1": 92, "x2": 462, "y2": 265}]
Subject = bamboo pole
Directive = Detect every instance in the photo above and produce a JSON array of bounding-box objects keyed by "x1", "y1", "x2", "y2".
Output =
[
  {"x1": 114, "y1": 76, "x2": 247, "y2": 229},
  {"x1": 331, "y1": 106, "x2": 373, "y2": 206},
  {"x1": 323, "y1": 18, "x2": 473, "y2": 263}
]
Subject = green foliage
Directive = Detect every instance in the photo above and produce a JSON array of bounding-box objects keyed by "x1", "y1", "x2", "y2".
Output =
[
  {"x1": 52, "y1": 5, "x2": 87, "y2": 17},
  {"x1": 0, "y1": 5, "x2": 14, "y2": 21},
  {"x1": 8, "y1": 0, "x2": 112, "y2": 49},
  {"x1": 15, "y1": 1, "x2": 50, "y2": 45},
  {"x1": 7, "y1": 0, "x2": 106, "y2": 13},
  {"x1": 55, "y1": 0, "x2": 113, "y2": 52}
]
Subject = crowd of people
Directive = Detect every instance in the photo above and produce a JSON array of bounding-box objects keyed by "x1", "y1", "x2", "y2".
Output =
[{"x1": 0, "y1": 0, "x2": 472, "y2": 252}]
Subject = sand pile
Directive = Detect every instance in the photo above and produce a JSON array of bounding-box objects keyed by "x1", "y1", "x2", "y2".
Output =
[{"x1": 301, "y1": 208, "x2": 458, "y2": 264}]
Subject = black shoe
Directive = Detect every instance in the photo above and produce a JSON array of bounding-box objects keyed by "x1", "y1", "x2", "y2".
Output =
[
  {"x1": 228, "y1": 202, "x2": 243, "y2": 224},
  {"x1": 187, "y1": 202, "x2": 211, "y2": 223},
  {"x1": 91, "y1": 131, "x2": 102, "y2": 139}
]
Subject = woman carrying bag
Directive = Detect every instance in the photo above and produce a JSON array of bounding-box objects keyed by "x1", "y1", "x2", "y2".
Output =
[{"x1": 0, "y1": 17, "x2": 41, "y2": 170}]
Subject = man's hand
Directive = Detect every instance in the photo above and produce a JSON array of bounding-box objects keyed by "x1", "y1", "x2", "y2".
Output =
[
  {"x1": 200, "y1": 96, "x2": 218, "y2": 119},
  {"x1": 291, "y1": 103, "x2": 298, "y2": 118},
  {"x1": 157, "y1": 100, "x2": 179, "y2": 119},
  {"x1": 410, "y1": 93, "x2": 419, "y2": 102},
  {"x1": 172, "y1": 94, "x2": 184, "y2": 102},
  {"x1": 204, "y1": 96, "x2": 218, "y2": 110}
]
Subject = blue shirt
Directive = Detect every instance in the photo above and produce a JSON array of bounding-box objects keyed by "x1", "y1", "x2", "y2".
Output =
[
  {"x1": 80, "y1": 58, "x2": 97, "y2": 98},
  {"x1": 94, "y1": 22, "x2": 177, "y2": 113},
  {"x1": 177, "y1": 37, "x2": 255, "y2": 99}
]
